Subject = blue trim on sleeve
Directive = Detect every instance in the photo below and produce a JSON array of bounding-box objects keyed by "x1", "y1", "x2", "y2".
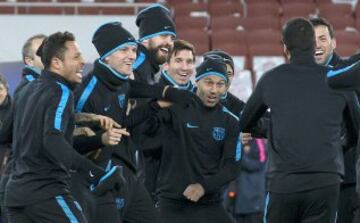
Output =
[
  {"x1": 105, "y1": 160, "x2": 112, "y2": 172},
  {"x1": 99, "y1": 166, "x2": 117, "y2": 183},
  {"x1": 222, "y1": 106, "x2": 239, "y2": 121},
  {"x1": 55, "y1": 196, "x2": 79, "y2": 223},
  {"x1": 195, "y1": 72, "x2": 228, "y2": 83},
  {"x1": 133, "y1": 52, "x2": 146, "y2": 70},
  {"x1": 327, "y1": 62, "x2": 358, "y2": 78},
  {"x1": 235, "y1": 139, "x2": 242, "y2": 161},
  {"x1": 263, "y1": 193, "x2": 270, "y2": 223},
  {"x1": 75, "y1": 76, "x2": 98, "y2": 113},
  {"x1": 25, "y1": 75, "x2": 35, "y2": 82},
  {"x1": 139, "y1": 31, "x2": 176, "y2": 42},
  {"x1": 54, "y1": 82, "x2": 70, "y2": 131}
]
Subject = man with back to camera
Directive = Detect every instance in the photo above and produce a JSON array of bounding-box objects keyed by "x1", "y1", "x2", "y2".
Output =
[
  {"x1": 143, "y1": 58, "x2": 241, "y2": 223},
  {"x1": 239, "y1": 18, "x2": 360, "y2": 223},
  {"x1": 3, "y1": 31, "x2": 125, "y2": 223},
  {"x1": 310, "y1": 17, "x2": 360, "y2": 223}
]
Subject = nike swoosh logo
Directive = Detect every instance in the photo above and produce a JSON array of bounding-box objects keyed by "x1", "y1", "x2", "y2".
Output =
[
  {"x1": 104, "y1": 106, "x2": 111, "y2": 112},
  {"x1": 186, "y1": 123, "x2": 199, "y2": 128}
]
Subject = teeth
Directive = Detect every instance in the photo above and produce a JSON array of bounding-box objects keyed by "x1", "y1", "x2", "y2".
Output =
[
  {"x1": 160, "y1": 47, "x2": 169, "y2": 53},
  {"x1": 315, "y1": 50, "x2": 323, "y2": 56}
]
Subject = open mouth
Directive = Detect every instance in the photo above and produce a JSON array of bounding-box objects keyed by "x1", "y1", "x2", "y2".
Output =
[
  {"x1": 159, "y1": 47, "x2": 169, "y2": 54},
  {"x1": 315, "y1": 49, "x2": 324, "y2": 57}
]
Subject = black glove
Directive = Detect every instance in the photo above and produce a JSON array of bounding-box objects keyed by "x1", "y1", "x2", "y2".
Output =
[
  {"x1": 163, "y1": 86, "x2": 196, "y2": 106},
  {"x1": 90, "y1": 166, "x2": 126, "y2": 196}
]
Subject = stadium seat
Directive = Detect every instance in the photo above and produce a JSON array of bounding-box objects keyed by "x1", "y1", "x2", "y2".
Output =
[
  {"x1": 246, "y1": 2, "x2": 280, "y2": 17},
  {"x1": 281, "y1": 2, "x2": 317, "y2": 19},
  {"x1": 322, "y1": 16, "x2": 355, "y2": 30},
  {"x1": 211, "y1": 29, "x2": 248, "y2": 56},
  {"x1": 176, "y1": 16, "x2": 209, "y2": 31},
  {"x1": 335, "y1": 44, "x2": 359, "y2": 57},
  {"x1": 208, "y1": 1, "x2": 243, "y2": 17},
  {"x1": 177, "y1": 29, "x2": 210, "y2": 55},
  {"x1": 238, "y1": 16, "x2": 281, "y2": 31},
  {"x1": 172, "y1": 2, "x2": 208, "y2": 18},
  {"x1": 318, "y1": 3, "x2": 353, "y2": 19},
  {"x1": 211, "y1": 15, "x2": 241, "y2": 32}
]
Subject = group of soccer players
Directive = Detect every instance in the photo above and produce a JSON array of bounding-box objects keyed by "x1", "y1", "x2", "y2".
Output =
[{"x1": 1, "y1": 3, "x2": 360, "y2": 223}]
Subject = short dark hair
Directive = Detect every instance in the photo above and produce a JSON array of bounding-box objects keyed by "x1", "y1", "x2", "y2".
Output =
[
  {"x1": 38, "y1": 31, "x2": 75, "y2": 69},
  {"x1": 22, "y1": 34, "x2": 47, "y2": 65},
  {"x1": 0, "y1": 74, "x2": 8, "y2": 92},
  {"x1": 282, "y1": 17, "x2": 315, "y2": 54},
  {"x1": 309, "y1": 17, "x2": 335, "y2": 39},
  {"x1": 167, "y1": 39, "x2": 196, "y2": 63}
]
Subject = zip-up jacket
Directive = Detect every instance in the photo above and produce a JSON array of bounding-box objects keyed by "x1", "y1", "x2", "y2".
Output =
[
  {"x1": 5, "y1": 70, "x2": 103, "y2": 207},
  {"x1": 239, "y1": 50, "x2": 360, "y2": 193},
  {"x1": 145, "y1": 97, "x2": 241, "y2": 203}
]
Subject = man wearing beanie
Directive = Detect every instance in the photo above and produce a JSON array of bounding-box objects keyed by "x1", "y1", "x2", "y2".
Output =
[
  {"x1": 203, "y1": 50, "x2": 245, "y2": 117},
  {"x1": 134, "y1": 3, "x2": 176, "y2": 84},
  {"x1": 143, "y1": 58, "x2": 241, "y2": 223},
  {"x1": 74, "y1": 21, "x2": 194, "y2": 223},
  {"x1": 239, "y1": 18, "x2": 360, "y2": 223}
]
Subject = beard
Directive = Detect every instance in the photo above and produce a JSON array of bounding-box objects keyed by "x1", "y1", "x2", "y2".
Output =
[{"x1": 148, "y1": 41, "x2": 172, "y2": 65}]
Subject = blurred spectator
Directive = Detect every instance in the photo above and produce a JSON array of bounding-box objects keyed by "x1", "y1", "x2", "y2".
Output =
[
  {"x1": 224, "y1": 139, "x2": 267, "y2": 223},
  {"x1": 0, "y1": 74, "x2": 11, "y2": 171}
]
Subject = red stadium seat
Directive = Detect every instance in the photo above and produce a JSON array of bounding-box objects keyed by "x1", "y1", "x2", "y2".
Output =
[
  {"x1": 318, "y1": 3, "x2": 354, "y2": 19},
  {"x1": 238, "y1": 16, "x2": 281, "y2": 31},
  {"x1": 246, "y1": 29, "x2": 282, "y2": 46},
  {"x1": 208, "y1": 1, "x2": 243, "y2": 17},
  {"x1": 211, "y1": 29, "x2": 248, "y2": 55},
  {"x1": 176, "y1": 16, "x2": 209, "y2": 31},
  {"x1": 281, "y1": 2, "x2": 317, "y2": 19},
  {"x1": 246, "y1": 2, "x2": 280, "y2": 17},
  {"x1": 334, "y1": 30, "x2": 360, "y2": 46},
  {"x1": 173, "y1": 2, "x2": 208, "y2": 18},
  {"x1": 211, "y1": 15, "x2": 241, "y2": 32},
  {"x1": 177, "y1": 29, "x2": 210, "y2": 55},
  {"x1": 335, "y1": 44, "x2": 360, "y2": 57}
]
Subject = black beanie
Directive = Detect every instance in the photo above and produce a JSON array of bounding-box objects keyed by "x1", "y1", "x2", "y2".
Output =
[
  {"x1": 203, "y1": 49, "x2": 234, "y2": 72},
  {"x1": 92, "y1": 21, "x2": 137, "y2": 60},
  {"x1": 136, "y1": 4, "x2": 176, "y2": 41},
  {"x1": 196, "y1": 58, "x2": 228, "y2": 83}
]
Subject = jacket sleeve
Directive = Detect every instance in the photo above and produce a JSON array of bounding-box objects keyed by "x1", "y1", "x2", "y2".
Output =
[
  {"x1": 239, "y1": 79, "x2": 268, "y2": 133},
  {"x1": 129, "y1": 80, "x2": 163, "y2": 99},
  {"x1": 42, "y1": 88, "x2": 102, "y2": 174},
  {"x1": 341, "y1": 92, "x2": 360, "y2": 150},
  {"x1": 198, "y1": 120, "x2": 242, "y2": 193},
  {"x1": 326, "y1": 60, "x2": 360, "y2": 92}
]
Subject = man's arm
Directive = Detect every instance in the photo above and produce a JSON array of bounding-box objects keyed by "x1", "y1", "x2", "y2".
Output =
[
  {"x1": 239, "y1": 80, "x2": 268, "y2": 133},
  {"x1": 326, "y1": 60, "x2": 360, "y2": 92},
  {"x1": 341, "y1": 92, "x2": 360, "y2": 150}
]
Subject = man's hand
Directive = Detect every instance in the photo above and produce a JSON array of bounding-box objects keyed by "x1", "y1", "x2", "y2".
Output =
[
  {"x1": 94, "y1": 115, "x2": 121, "y2": 130},
  {"x1": 101, "y1": 128, "x2": 130, "y2": 146},
  {"x1": 241, "y1": 133, "x2": 253, "y2": 145},
  {"x1": 183, "y1": 183, "x2": 205, "y2": 202},
  {"x1": 73, "y1": 127, "x2": 96, "y2": 137},
  {"x1": 157, "y1": 100, "x2": 173, "y2": 108}
]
